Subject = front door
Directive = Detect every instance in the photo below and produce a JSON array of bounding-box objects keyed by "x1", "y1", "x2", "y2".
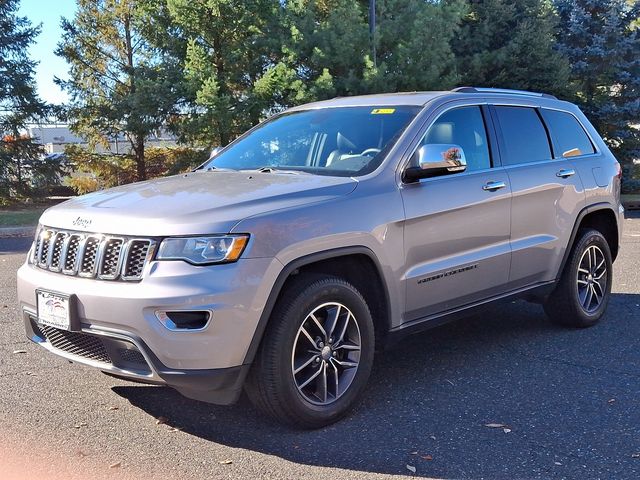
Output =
[{"x1": 400, "y1": 105, "x2": 512, "y2": 322}]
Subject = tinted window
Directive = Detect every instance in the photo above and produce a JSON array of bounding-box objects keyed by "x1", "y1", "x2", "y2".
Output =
[
  {"x1": 540, "y1": 109, "x2": 595, "y2": 158},
  {"x1": 494, "y1": 106, "x2": 552, "y2": 165},
  {"x1": 421, "y1": 106, "x2": 491, "y2": 171}
]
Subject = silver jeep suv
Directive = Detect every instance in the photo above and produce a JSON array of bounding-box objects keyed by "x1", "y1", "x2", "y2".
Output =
[{"x1": 17, "y1": 88, "x2": 624, "y2": 428}]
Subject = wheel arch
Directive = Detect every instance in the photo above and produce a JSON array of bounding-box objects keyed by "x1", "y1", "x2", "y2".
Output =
[
  {"x1": 242, "y1": 247, "x2": 391, "y2": 366},
  {"x1": 557, "y1": 203, "x2": 620, "y2": 281}
]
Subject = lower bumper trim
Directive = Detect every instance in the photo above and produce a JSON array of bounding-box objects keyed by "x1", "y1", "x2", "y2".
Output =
[{"x1": 23, "y1": 307, "x2": 249, "y2": 405}]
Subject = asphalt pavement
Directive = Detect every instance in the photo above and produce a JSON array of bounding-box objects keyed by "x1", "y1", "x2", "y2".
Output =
[{"x1": 1, "y1": 213, "x2": 639, "y2": 479}]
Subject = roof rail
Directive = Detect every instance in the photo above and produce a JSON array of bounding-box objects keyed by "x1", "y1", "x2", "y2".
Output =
[{"x1": 452, "y1": 86, "x2": 557, "y2": 100}]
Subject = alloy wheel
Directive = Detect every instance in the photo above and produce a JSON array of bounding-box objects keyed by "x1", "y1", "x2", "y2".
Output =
[
  {"x1": 291, "y1": 302, "x2": 361, "y2": 405},
  {"x1": 576, "y1": 245, "x2": 607, "y2": 313}
]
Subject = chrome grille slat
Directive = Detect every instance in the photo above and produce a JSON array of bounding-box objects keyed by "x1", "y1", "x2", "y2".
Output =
[
  {"x1": 47, "y1": 232, "x2": 67, "y2": 271},
  {"x1": 31, "y1": 227, "x2": 152, "y2": 281}
]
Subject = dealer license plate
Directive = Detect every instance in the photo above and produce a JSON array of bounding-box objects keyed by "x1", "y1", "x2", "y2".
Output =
[{"x1": 36, "y1": 290, "x2": 71, "y2": 330}]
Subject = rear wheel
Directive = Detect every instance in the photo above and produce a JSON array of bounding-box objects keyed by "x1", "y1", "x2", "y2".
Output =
[
  {"x1": 544, "y1": 228, "x2": 612, "y2": 327},
  {"x1": 245, "y1": 274, "x2": 375, "y2": 428}
]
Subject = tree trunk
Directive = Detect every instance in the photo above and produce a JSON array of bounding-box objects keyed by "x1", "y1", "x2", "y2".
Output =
[{"x1": 134, "y1": 136, "x2": 146, "y2": 181}]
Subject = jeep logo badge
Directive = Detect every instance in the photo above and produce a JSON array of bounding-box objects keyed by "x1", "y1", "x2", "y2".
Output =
[{"x1": 72, "y1": 216, "x2": 92, "y2": 229}]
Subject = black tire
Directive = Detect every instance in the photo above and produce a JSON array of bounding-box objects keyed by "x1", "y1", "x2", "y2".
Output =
[
  {"x1": 245, "y1": 274, "x2": 375, "y2": 428},
  {"x1": 544, "y1": 228, "x2": 613, "y2": 328}
]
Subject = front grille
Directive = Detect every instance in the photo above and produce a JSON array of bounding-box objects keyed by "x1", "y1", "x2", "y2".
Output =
[
  {"x1": 38, "y1": 324, "x2": 112, "y2": 364},
  {"x1": 117, "y1": 348, "x2": 147, "y2": 365},
  {"x1": 32, "y1": 227, "x2": 154, "y2": 281}
]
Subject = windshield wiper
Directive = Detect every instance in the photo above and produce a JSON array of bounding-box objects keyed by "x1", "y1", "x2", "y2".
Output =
[
  {"x1": 252, "y1": 166, "x2": 309, "y2": 175},
  {"x1": 203, "y1": 166, "x2": 236, "y2": 172}
]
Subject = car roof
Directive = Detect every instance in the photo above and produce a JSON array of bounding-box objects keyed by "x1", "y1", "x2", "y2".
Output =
[
  {"x1": 286, "y1": 87, "x2": 563, "y2": 111},
  {"x1": 287, "y1": 91, "x2": 450, "y2": 110}
]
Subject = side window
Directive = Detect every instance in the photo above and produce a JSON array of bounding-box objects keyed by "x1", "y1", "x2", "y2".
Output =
[
  {"x1": 420, "y1": 106, "x2": 491, "y2": 172},
  {"x1": 540, "y1": 109, "x2": 595, "y2": 158},
  {"x1": 494, "y1": 106, "x2": 552, "y2": 166}
]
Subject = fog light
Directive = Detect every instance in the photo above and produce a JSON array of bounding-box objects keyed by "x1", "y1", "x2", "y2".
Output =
[{"x1": 155, "y1": 310, "x2": 211, "y2": 331}]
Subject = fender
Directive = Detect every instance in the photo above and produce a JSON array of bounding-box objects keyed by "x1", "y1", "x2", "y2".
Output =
[
  {"x1": 555, "y1": 202, "x2": 619, "y2": 282},
  {"x1": 241, "y1": 246, "x2": 391, "y2": 366}
]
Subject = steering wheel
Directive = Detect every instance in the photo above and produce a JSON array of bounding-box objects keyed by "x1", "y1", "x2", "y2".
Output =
[{"x1": 360, "y1": 148, "x2": 381, "y2": 157}]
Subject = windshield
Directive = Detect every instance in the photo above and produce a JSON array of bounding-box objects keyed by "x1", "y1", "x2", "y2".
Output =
[{"x1": 204, "y1": 106, "x2": 420, "y2": 176}]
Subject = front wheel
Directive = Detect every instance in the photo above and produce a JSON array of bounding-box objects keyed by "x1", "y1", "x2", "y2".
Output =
[
  {"x1": 245, "y1": 274, "x2": 375, "y2": 428},
  {"x1": 544, "y1": 228, "x2": 613, "y2": 328}
]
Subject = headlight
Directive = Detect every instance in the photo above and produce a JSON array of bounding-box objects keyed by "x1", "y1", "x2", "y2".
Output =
[{"x1": 156, "y1": 234, "x2": 249, "y2": 265}]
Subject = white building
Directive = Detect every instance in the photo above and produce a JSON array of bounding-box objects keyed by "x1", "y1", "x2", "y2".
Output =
[{"x1": 27, "y1": 124, "x2": 178, "y2": 155}]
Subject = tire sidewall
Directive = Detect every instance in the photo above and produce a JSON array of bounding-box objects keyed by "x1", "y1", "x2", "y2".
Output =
[
  {"x1": 568, "y1": 230, "x2": 613, "y2": 324},
  {"x1": 273, "y1": 279, "x2": 375, "y2": 426}
]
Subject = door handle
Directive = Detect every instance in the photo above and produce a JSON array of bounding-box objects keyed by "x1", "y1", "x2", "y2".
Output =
[
  {"x1": 556, "y1": 169, "x2": 576, "y2": 178},
  {"x1": 482, "y1": 181, "x2": 507, "y2": 191}
]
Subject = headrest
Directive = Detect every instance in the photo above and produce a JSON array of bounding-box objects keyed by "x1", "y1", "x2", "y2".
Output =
[{"x1": 425, "y1": 122, "x2": 453, "y2": 145}]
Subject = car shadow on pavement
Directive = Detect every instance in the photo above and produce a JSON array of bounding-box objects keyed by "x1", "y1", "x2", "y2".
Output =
[{"x1": 113, "y1": 294, "x2": 640, "y2": 479}]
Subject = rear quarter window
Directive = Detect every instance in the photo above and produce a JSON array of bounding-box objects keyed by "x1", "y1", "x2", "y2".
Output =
[
  {"x1": 540, "y1": 109, "x2": 596, "y2": 158},
  {"x1": 494, "y1": 106, "x2": 552, "y2": 166}
]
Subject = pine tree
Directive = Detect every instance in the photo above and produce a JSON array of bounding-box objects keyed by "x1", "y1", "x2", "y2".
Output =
[
  {"x1": 56, "y1": 0, "x2": 183, "y2": 181},
  {"x1": 366, "y1": 0, "x2": 466, "y2": 92},
  {"x1": 165, "y1": 0, "x2": 285, "y2": 146},
  {"x1": 0, "y1": 0, "x2": 49, "y2": 201},
  {"x1": 454, "y1": 0, "x2": 572, "y2": 96},
  {"x1": 555, "y1": 0, "x2": 640, "y2": 173},
  {"x1": 255, "y1": 0, "x2": 466, "y2": 112}
]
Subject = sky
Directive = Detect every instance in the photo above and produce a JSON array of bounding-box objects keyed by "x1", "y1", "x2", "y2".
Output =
[{"x1": 18, "y1": 0, "x2": 77, "y2": 105}]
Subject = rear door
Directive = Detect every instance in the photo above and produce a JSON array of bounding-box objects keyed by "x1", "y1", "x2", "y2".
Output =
[
  {"x1": 491, "y1": 105, "x2": 586, "y2": 288},
  {"x1": 400, "y1": 105, "x2": 512, "y2": 321}
]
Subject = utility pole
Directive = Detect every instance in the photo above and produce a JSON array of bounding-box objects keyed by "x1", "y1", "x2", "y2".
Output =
[{"x1": 369, "y1": 0, "x2": 377, "y2": 67}]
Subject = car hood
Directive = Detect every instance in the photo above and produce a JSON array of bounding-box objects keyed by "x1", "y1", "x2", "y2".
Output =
[{"x1": 39, "y1": 171, "x2": 358, "y2": 236}]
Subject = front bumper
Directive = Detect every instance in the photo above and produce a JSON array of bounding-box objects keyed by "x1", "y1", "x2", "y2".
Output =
[{"x1": 18, "y1": 255, "x2": 282, "y2": 404}]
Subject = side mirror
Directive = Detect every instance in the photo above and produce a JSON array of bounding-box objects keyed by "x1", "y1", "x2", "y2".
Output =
[
  {"x1": 209, "y1": 146, "x2": 223, "y2": 159},
  {"x1": 403, "y1": 144, "x2": 467, "y2": 183}
]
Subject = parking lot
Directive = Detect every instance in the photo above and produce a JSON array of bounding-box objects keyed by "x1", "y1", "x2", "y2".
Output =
[{"x1": 1, "y1": 212, "x2": 639, "y2": 480}]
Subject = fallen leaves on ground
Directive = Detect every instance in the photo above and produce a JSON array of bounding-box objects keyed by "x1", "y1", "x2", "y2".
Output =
[
  {"x1": 155, "y1": 416, "x2": 168, "y2": 425},
  {"x1": 219, "y1": 460, "x2": 233, "y2": 465},
  {"x1": 109, "y1": 462, "x2": 121, "y2": 469},
  {"x1": 12, "y1": 349, "x2": 27, "y2": 354}
]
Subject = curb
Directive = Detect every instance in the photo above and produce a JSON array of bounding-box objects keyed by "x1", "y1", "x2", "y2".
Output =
[{"x1": 0, "y1": 226, "x2": 36, "y2": 238}]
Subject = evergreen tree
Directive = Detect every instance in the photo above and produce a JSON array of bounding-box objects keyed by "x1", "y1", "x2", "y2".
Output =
[
  {"x1": 367, "y1": 0, "x2": 466, "y2": 92},
  {"x1": 255, "y1": 0, "x2": 466, "y2": 112},
  {"x1": 555, "y1": 0, "x2": 640, "y2": 171},
  {"x1": 453, "y1": 0, "x2": 572, "y2": 96},
  {"x1": 56, "y1": 0, "x2": 183, "y2": 181},
  {"x1": 165, "y1": 0, "x2": 285, "y2": 146},
  {"x1": 0, "y1": 0, "x2": 50, "y2": 200},
  {"x1": 253, "y1": 0, "x2": 369, "y2": 110}
]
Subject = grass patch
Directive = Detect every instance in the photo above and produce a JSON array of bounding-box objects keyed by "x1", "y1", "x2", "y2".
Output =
[{"x1": 0, "y1": 207, "x2": 46, "y2": 227}]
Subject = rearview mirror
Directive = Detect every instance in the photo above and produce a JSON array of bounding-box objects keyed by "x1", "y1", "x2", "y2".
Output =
[{"x1": 403, "y1": 144, "x2": 467, "y2": 183}]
